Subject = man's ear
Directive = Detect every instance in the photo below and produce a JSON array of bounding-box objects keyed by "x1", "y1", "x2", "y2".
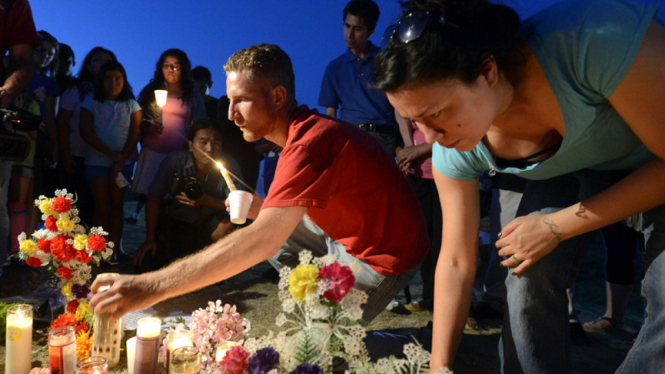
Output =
[
  {"x1": 479, "y1": 55, "x2": 499, "y2": 89},
  {"x1": 208, "y1": 81, "x2": 213, "y2": 89},
  {"x1": 272, "y1": 85, "x2": 288, "y2": 110},
  {"x1": 187, "y1": 140, "x2": 194, "y2": 153}
]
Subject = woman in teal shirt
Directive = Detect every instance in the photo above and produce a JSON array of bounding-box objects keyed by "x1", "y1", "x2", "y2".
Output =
[{"x1": 374, "y1": 0, "x2": 665, "y2": 372}]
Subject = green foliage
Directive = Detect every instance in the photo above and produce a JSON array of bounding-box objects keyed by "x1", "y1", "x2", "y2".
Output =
[
  {"x1": 293, "y1": 329, "x2": 319, "y2": 365},
  {"x1": 0, "y1": 302, "x2": 19, "y2": 338}
]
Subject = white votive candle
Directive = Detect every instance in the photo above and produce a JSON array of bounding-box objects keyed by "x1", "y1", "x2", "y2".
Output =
[
  {"x1": 126, "y1": 337, "x2": 137, "y2": 374},
  {"x1": 49, "y1": 326, "x2": 76, "y2": 374},
  {"x1": 134, "y1": 317, "x2": 161, "y2": 374},
  {"x1": 6, "y1": 304, "x2": 33, "y2": 374}
]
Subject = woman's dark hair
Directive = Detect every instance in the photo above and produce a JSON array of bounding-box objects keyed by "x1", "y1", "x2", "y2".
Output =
[
  {"x1": 74, "y1": 47, "x2": 118, "y2": 100},
  {"x1": 93, "y1": 61, "x2": 135, "y2": 103},
  {"x1": 187, "y1": 118, "x2": 222, "y2": 142},
  {"x1": 139, "y1": 48, "x2": 195, "y2": 105},
  {"x1": 373, "y1": 0, "x2": 529, "y2": 92},
  {"x1": 37, "y1": 30, "x2": 59, "y2": 77},
  {"x1": 344, "y1": 0, "x2": 381, "y2": 32}
]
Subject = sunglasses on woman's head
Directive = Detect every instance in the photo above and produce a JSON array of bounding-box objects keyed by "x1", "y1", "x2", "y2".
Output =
[{"x1": 381, "y1": 10, "x2": 461, "y2": 51}]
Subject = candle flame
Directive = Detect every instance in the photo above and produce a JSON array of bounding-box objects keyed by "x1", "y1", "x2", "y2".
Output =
[{"x1": 216, "y1": 161, "x2": 224, "y2": 171}]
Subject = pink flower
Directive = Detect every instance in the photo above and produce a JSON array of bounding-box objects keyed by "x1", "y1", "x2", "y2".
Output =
[
  {"x1": 318, "y1": 262, "x2": 355, "y2": 303},
  {"x1": 220, "y1": 345, "x2": 249, "y2": 374}
]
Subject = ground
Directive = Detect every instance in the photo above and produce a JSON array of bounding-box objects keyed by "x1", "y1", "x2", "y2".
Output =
[{"x1": 0, "y1": 200, "x2": 646, "y2": 373}]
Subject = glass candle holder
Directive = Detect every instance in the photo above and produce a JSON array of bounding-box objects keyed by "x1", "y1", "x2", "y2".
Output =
[
  {"x1": 77, "y1": 356, "x2": 108, "y2": 374},
  {"x1": 49, "y1": 326, "x2": 76, "y2": 374},
  {"x1": 92, "y1": 273, "x2": 121, "y2": 368},
  {"x1": 170, "y1": 346, "x2": 200, "y2": 374},
  {"x1": 5, "y1": 304, "x2": 33, "y2": 374},
  {"x1": 134, "y1": 317, "x2": 161, "y2": 374},
  {"x1": 166, "y1": 329, "x2": 193, "y2": 373}
]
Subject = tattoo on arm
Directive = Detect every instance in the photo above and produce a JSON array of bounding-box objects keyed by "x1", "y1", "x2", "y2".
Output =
[{"x1": 543, "y1": 218, "x2": 563, "y2": 242}]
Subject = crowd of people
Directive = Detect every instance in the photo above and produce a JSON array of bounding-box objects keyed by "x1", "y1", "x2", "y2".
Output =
[{"x1": 1, "y1": 0, "x2": 663, "y2": 373}]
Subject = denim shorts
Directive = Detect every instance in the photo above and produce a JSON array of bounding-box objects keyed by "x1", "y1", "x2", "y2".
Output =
[{"x1": 85, "y1": 163, "x2": 134, "y2": 182}]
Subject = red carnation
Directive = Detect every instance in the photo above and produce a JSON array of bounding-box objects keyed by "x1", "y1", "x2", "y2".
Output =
[
  {"x1": 49, "y1": 313, "x2": 77, "y2": 331},
  {"x1": 57, "y1": 265, "x2": 74, "y2": 280},
  {"x1": 51, "y1": 235, "x2": 75, "y2": 262},
  {"x1": 67, "y1": 299, "x2": 79, "y2": 314},
  {"x1": 87, "y1": 235, "x2": 107, "y2": 252},
  {"x1": 52, "y1": 197, "x2": 72, "y2": 214},
  {"x1": 37, "y1": 238, "x2": 51, "y2": 253},
  {"x1": 26, "y1": 257, "x2": 42, "y2": 268},
  {"x1": 45, "y1": 216, "x2": 58, "y2": 232},
  {"x1": 75, "y1": 249, "x2": 92, "y2": 264},
  {"x1": 318, "y1": 262, "x2": 355, "y2": 303},
  {"x1": 220, "y1": 345, "x2": 249, "y2": 374}
]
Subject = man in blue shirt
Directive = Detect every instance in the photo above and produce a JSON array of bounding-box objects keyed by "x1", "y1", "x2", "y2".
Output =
[{"x1": 318, "y1": 0, "x2": 399, "y2": 156}]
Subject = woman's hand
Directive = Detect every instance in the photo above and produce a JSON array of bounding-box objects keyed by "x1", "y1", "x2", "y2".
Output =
[
  {"x1": 142, "y1": 119, "x2": 164, "y2": 134},
  {"x1": 496, "y1": 213, "x2": 563, "y2": 274}
]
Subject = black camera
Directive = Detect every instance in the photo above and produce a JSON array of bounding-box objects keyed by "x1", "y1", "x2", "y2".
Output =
[
  {"x1": 0, "y1": 106, "x2": 43, "y2": 162},
  {"x1": 171, "y1": 173, "x2": 203, "y2": 201}
]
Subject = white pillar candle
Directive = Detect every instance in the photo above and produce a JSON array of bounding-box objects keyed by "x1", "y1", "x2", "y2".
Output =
[
  {"x1": 49, "y1": 326, "x2": 77, "y2": 374},
  {"x1": 5, "y1": 304, "x2": 33, "y2": 374},
  {"x1": 134, "y1": 317, "x2": 161, "y2": 374},
  {"x1": 126, "y1": 337, "x2": 137, "y2": 374},
  {"x1": 93, "y1": 273, "x2": 122, "y2": 368}
]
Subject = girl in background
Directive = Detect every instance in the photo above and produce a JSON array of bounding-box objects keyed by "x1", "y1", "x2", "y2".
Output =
[
  {"x1": 80, "y1": 61, "x2": 141, "y2": 260},
  {"x1": 57, "y1": 47, "x2": 117, "y2": 225},
  {"x1": 126, "y1": 48, "x2": 205, "y2": 224}
]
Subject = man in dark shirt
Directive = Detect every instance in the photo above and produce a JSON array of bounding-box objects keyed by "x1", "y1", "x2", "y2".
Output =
[{"x1": 132, "y1": 119, "x2": 242, "y2": 273}]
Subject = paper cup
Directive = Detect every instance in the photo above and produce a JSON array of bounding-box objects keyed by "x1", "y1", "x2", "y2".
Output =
[{"x1": 229, "y1": 191, "x2": 253, "y2": 224}]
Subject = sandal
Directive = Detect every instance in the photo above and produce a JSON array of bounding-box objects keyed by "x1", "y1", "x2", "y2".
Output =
[
  {"x1": 404, "y1": 301, "x2": 424, "y2": 312},
  {"x1": 583, "y1": 316, "x2": 623, "y2": 332}
]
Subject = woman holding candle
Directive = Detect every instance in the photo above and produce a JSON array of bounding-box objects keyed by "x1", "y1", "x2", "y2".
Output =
[
  {"x1": 127, "y1": 49, "x2": 205, "y2": 226},
  {"x1": 372, "y1": 0, "x2": 665, "y2": 372}
]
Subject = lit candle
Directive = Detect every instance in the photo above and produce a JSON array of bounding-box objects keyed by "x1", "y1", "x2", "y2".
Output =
[
  {"x1": 126, "y1": 337, "x2": 137, "y2": 374},
  {"x1": 76, "y1": 356, "x2": 109, "y2": 374},
  {"x1": 134, "y1": 317, "x2": 161, "y2": 374},
  {"x1": 49, "y1": 326, "x2": 76, "y2": 374},
  {"x1": 170, "y1": 346, "x2": 200, "y2": 374},
  {"x1": 6, "y1": 304, "x2": 33, "y2": 374},
  {"x1": 93, "y1": 273, "x2": 121, "y2": 368},
  {"x1": 216, "y1": 162, "x2": 237, "y2": 191},
  {"x1": 214, "y1": 341, "x2": 242, "y2": 363},
  {"x1": 154, "y1": 89, "x2": 168, "y2": 131},
  {"x1": 166, "y1": 329, "x2": 193, "y2": 373}
]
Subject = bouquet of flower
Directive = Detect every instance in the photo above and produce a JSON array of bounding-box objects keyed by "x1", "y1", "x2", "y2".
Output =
[
  {"x1": 210, "y1": 250, "x2": 446, "y2": 374},
  {"x1": 15, "y1": 189, "x2": 113, "y2": 294},
  {"x1": 14, "y1": 189, "x2": 114, "y2": 361},
  {"x1": 160, "y1": 300, "x2": 248, "y2": 370}
]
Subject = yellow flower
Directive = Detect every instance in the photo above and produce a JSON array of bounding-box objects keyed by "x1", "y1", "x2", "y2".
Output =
[
  {"x1": 19, "y1": 240, "x2": 38, "y2": 255},
  {"x1": 76, "y1": 302, "x2": 93, "y2": 322},
  {"x1": 56, "y1": 216, "x2": 75, "y2": 232},
  {"x1": 288, "y1": 264, "x2": 320, "y2": 301},
  {"x1": 73, "y1": 234, "x2": 88, "y2": 250},
  {"x1": 39, "y1": 199, "x2": 56, "y2": 215},
  {"x1": 61, "y1": 281, "x2": 73, "y2": 297},
  {"x1": 76, "y1": 330, "x2": 92, "y2": 361}
]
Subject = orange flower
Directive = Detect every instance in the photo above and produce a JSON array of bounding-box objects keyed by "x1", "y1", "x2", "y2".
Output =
[
  {"x1": 76, "y1": 330, "x2": 92, "y2": 361},
  {"x1": 49, "y1": 312, "x2": 77, "y2": 331},
  {"x1": 75, "y1": 320, "x2": 90, "y2": 335},
  {"x1": 52, "y1": 197, "x2": 72, "y2": 214},
  {"x1": 87, "y1": 235, "x2": 106, "y2": 252},
  {"x1": 45, "y1": 216, "x2": 58, "y2": 232}
]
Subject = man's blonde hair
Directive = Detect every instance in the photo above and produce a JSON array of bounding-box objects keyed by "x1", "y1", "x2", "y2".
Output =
[{"x1": 224, "y1": 44, "x2": 296, "y2": 103}]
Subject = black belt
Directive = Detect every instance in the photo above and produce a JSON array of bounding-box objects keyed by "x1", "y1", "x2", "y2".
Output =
[{"x1": 357, "y1": 123, "x2": 395, "y2": 134}]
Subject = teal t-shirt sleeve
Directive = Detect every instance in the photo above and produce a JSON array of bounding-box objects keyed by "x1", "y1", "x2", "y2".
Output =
[
  {"x1": 432, "y1": 144, "x2": 485, "y2": 181},
  {"x1": 562, "y1": 0, "x2": 659, "y2": 98},
  {"x1": 129, "y1": 99, "x2": 141, "y2": 114}
]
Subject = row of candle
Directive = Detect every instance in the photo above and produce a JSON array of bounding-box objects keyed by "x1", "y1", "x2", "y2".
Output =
[{"x1": 5, "y1": 305, "x2": 241, "y2": 374}]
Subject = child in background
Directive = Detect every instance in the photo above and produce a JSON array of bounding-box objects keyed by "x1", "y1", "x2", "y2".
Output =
[{"x1": 80, "y1": 61, "x2": 141, "y2": 261}]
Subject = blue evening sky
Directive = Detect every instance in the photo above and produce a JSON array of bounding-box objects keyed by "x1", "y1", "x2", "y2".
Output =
[{"x1": 30, "y1": 0, "x2": 663, "y2": 113}]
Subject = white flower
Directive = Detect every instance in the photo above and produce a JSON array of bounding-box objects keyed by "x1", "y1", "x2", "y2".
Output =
[
  {"x1": 275, "y1": 313, "x2": 287, "y2": 327},
  {"x1": 282, "y1": 298, "x2": 296, "y2": 313},
  {"x1": 298, "y1": 250, "x2": 313, "y2": 265},
  {"x1": 349, "y1": 261, "x2": 363, "y2": 274},
  {"x1": 313, "y1": 254, "x2": 336, "y2": 268},
  {"x1": 278, "y1": 267, "x2": 291, "y2": 290}
]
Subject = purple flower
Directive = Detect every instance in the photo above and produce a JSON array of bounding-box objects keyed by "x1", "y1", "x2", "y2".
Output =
[
  {"x1": 72, "y1": 284, "x2": 90, "y2": 299},
  {"x1": 248, "y1": 347, "x2": 280, "y2": 374},
  {"x1": 290, "y1": 364, "x2": 323, "y2": 374}
]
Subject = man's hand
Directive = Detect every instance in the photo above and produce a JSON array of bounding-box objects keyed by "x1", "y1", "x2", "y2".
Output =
[
  {"x1": 226, "y1": 193, "x2": 263, "y2": 220},
  {"x1": 90, "y1": 274, "x2": 163, "y2": 321},
  {"x1": 176, "y1": 192, "x2": 204, "y2": 208},
  {"x1": 0, "y1": 86, "x2": 16, "y2": 108},
  {"x1": 133, "y1": 240, "x2": 158, "y2": 267}
]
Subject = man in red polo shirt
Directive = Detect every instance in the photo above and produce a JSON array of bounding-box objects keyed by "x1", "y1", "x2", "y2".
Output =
[{"x1": 90, "y1": 44, "x2": 428, "y2": 324}]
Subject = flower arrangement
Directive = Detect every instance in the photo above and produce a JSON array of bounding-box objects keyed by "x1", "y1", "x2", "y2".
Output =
[
  {"x1": 160, "y1": 300, "x2": 248, "y2": 370},
  {"x1": 204, "y1": 251, "x2": 452, "y2": 374},
  {"x1": 14, "y1": 189, "x2": 114, "y2": 362}
]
